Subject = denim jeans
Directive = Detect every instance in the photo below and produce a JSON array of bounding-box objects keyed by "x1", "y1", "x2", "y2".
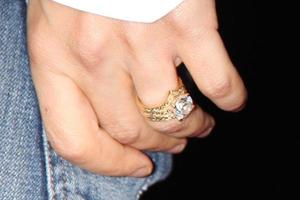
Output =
[{"x1": 0, "y1": 0, "x2": 172, "y2": 199}]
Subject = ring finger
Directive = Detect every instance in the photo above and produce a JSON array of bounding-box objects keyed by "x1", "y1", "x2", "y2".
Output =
[
  {"x1": 129, "y1": 52, "x2": 215, "y2": 138},
  {"x1": 80, "y1": 61, "x2": 187, "y2": 152}
]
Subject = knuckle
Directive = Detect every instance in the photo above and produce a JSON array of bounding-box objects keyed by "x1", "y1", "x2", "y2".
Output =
[
  {"x1": 74, "y1": 40, "x2": 106, "y2": 69},
  {"x1": 59, "y1": 144, "x2": 88, "y2": 165},
  {"x1": 204, "y1": 78, "x2": 232, "y2": 99},
  {"x1": 166, "y1": 9, "x2": 218, "y2": 40},
  {"x1": 108, "y1": 123, "x2": 141, "y2": 145},
  {"x1": 71, "y1": 27, "x2": 110, "y2": 69},
  {"x1": 28, "y1": 31, "x2": 53, "y2": 65},
  {"x1": 46, "y1": 128, "x2": 88, "y2": 164},
  {"x1": 157, "y1": 120, "x2": 186, "y2": 134}
]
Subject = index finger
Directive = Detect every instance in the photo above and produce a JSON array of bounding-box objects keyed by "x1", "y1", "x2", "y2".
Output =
[{"x1": 32, "y1": 68, "x2": 152, "y2": 177}]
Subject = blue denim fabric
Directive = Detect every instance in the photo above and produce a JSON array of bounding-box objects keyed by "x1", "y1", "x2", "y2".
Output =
[
  {"x1": 0, "y1": 0, "x2": 47, "y2": 199},
  {"x1": 0, "y1": 1, "x2": 172, "y2": 199}
]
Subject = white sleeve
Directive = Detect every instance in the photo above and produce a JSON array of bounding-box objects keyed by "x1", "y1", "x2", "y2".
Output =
[{"x1": 51, "y1": 0, "x2": 184, "y2": 23}]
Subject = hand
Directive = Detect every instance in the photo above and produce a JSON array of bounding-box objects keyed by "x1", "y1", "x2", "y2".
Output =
[{"x1": 27, "y1": 0, "x2": 246, "y2": 177}]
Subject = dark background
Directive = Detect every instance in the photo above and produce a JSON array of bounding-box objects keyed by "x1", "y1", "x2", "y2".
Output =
[{"x1": 142, "y1": 0, "x2": 299, "y2": 199}]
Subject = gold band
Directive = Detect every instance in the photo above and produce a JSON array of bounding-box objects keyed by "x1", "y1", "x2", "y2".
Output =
[{"x1": 138, "y1": 79, "x2": 194, "y2": 122}]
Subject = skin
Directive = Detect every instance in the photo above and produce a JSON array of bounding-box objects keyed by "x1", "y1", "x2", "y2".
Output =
[{"x1": 27, "y1": 0, "x2": 247, "y2": 177}]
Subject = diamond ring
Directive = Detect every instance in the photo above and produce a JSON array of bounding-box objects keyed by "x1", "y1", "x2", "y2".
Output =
[{"x1": 137, "y1": 79, "x2": 195, "y2": 122}]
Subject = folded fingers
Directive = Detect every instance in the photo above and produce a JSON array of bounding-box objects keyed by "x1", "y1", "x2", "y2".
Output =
[{"x1": 81, "y1": 63, "x2": 187, "y2": 153}]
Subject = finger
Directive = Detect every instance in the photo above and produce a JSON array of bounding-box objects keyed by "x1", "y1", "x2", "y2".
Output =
[
  {"x1": 130, "y1": 53, "x2": 179, "y2": 107},
  {"x1": 129, "y1": 52, "x2": 213, "y2": 137},
  {"x1": 31, "y1": 68, "x2": 153, "y2": 177},
  {"x1": 81, "y1": 63, "x2": 187, "y2": 153},
  {"x1": 178, "y1": 30, "x2": 247, "y2": 111},
  {"x1": 149, "y1": 106, "x2": 215, "y2": 138}
]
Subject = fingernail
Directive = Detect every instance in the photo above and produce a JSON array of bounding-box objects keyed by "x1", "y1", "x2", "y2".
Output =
[
  {"x1": 130, "y1": 167, "x2": 151, "y2": 178},
  {"x1": 197, "y1": 127, "x2": 213, "y2": 138},
  {"x1": 168, "y1": 144, "x2": 186, "y2": 154}
]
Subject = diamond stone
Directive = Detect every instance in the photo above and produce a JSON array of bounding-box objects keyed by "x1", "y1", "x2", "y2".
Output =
[{"x1": 174, "y1": 95, "x2": 194, "y2": 120}]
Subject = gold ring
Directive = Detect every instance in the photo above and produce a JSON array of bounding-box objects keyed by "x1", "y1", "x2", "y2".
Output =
[{"x1": 137, "y1": 79, "x2": 195, "y2": 122}]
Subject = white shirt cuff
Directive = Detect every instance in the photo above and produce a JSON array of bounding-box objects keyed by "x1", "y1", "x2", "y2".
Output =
[{"x1": 51, "y1": 0, "x2": 184, "y2": 23}]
